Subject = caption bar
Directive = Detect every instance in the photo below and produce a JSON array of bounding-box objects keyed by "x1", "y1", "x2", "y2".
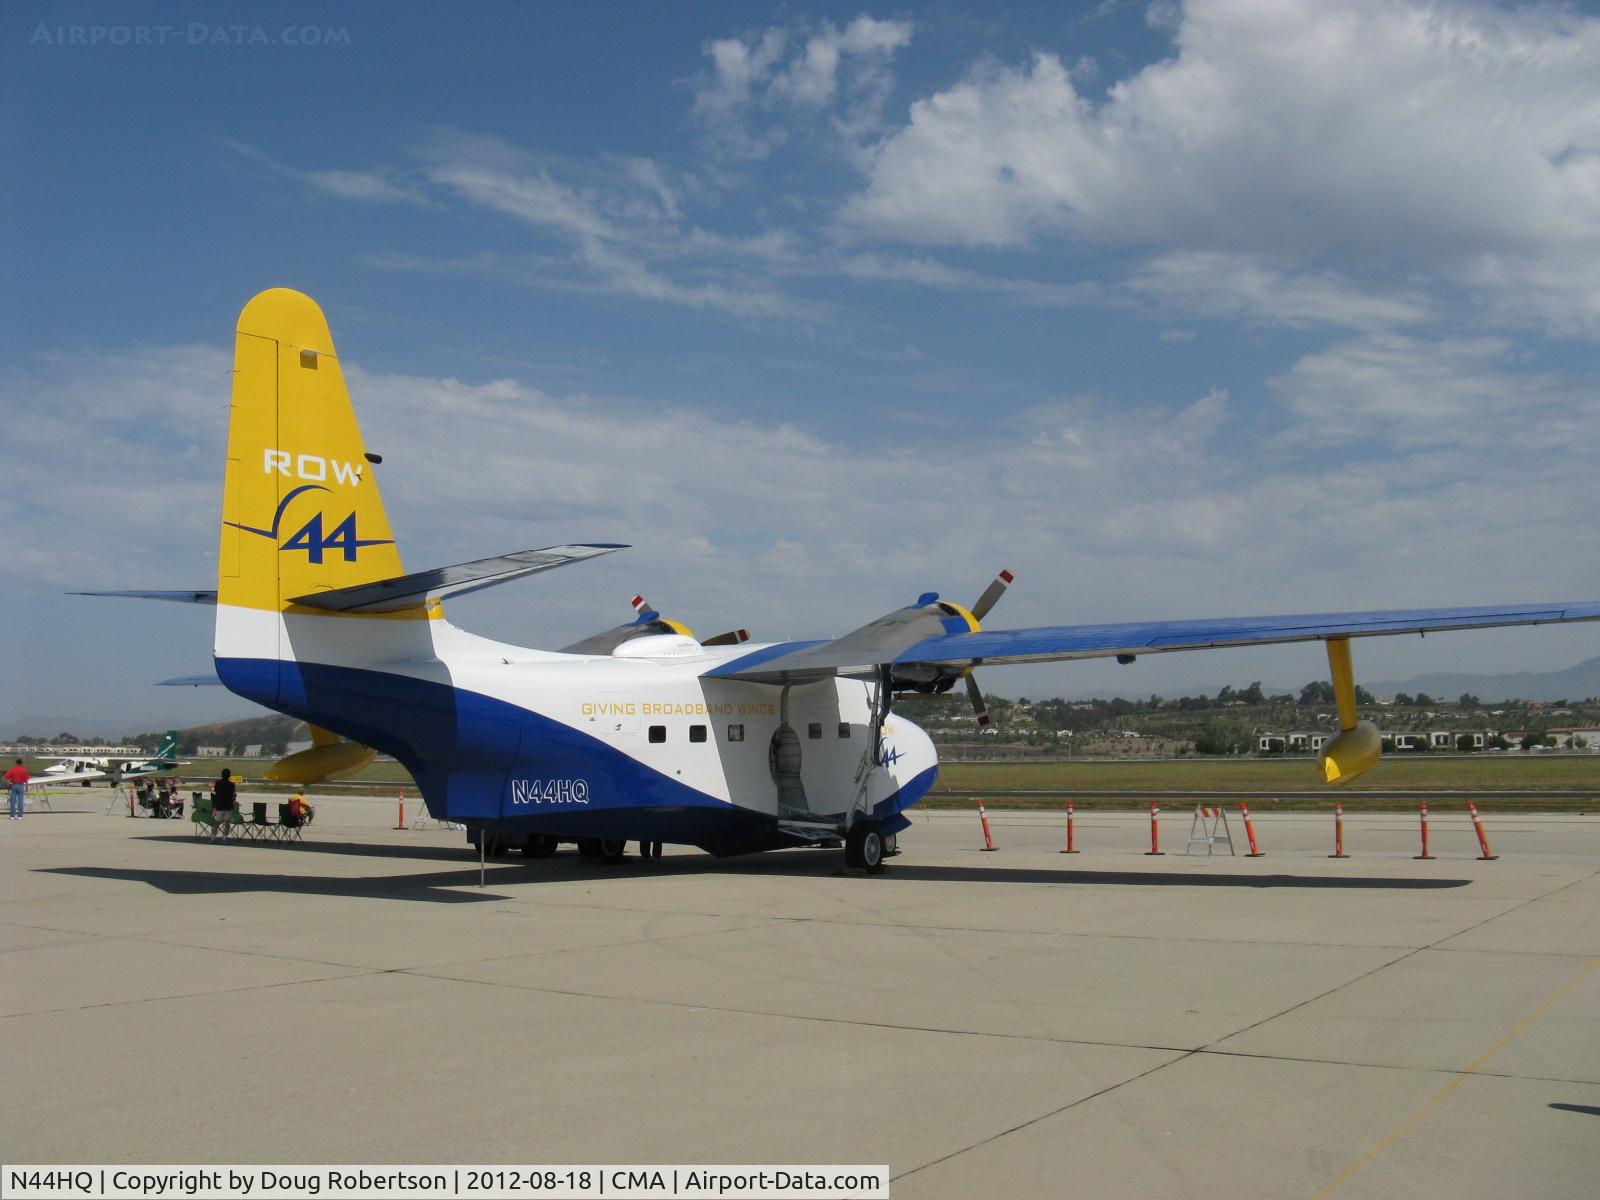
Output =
[{"x1": 3, "y1": 1166, "x2": 889, "y2": 1200}]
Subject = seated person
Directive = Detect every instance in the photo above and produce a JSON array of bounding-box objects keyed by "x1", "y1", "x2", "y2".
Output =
[
  {"x1": 156, "y1": 782, "x2": 180, "y2": 819},
  {"x1": 286, "y1": 791, "x2": 314, "y2": 825}
]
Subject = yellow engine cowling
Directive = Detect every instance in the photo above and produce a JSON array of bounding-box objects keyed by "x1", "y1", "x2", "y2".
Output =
[{"x1": 266, "y1": 726, "x2": 375, "y2": 784}]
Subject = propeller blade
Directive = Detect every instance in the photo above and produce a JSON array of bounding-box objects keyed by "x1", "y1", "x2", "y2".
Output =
[
  {"x1": 970, "y1": 569, "x2": 1014, "y2": 623},
  {"x1": 965, "y1": 673, "x2": 992, "y2": 730},
  {"x1": 703, "y1": 628, "x2": 751, "y2": 647}
]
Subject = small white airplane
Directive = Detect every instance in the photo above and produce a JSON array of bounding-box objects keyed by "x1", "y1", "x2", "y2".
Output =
[
  {"x1": 83, "y1": 289, "x2": 1600, "y2": 869},
  {"x1": 40, "y1": 732, "x2": 182, "y2": 786}
]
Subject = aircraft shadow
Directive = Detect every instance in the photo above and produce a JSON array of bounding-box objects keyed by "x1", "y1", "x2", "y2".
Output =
[
  {"x1": 111, "y1": 840, "x2": 1473, "y2": 891},
  {"x1": 1548, "y1": 1103, "x2": 1600, "y2": 1117},
  {"x1": 134, "y1": 833, "x2": 470, "y2": 863},
  {"x1": 730, "y1": 861, "x2": 1475, "y2": 890},
  {"x1": 37, "y1": 865, "x2": 511, "y2": 903}
]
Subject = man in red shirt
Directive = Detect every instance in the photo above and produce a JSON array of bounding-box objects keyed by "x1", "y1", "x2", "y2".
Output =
[{"x1": 5, "y1": 758, "x2": 29, "y2": 820}]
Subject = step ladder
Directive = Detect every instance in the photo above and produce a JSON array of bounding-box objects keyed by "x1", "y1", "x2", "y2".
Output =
[
  {"x1": 1184, "y1": 805, "x2": 1235, "y2": 856},
  {"x1": 411, "y1": 808, "x2": 463, "y2": 832},
  {"x1": 26, "y1": 781, "x2": 53, "y2": 813},
  {"x1": 776, "y1": 819, "x2": 844, "y2": 846}
]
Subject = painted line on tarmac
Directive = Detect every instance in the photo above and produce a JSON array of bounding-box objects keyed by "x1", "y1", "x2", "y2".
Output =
[{"x1": 1311, "y1": 957, "x2": 1600, "y2": 1199}]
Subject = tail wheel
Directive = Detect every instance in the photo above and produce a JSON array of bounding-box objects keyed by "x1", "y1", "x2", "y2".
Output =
[
  {"x1": 579, "y1": 837, "x2": 628, "y2": 862},
  {"x1": 845, "y1": 822, "x2": 885, "y2": 872}
]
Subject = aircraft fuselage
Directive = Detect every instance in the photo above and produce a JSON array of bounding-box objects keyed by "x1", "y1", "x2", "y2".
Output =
[{"x1": 215, "y1": 612, "x2": 938, "y2": 856}]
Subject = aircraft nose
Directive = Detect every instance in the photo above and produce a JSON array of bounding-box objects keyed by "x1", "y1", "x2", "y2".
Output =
[{"x1": 896, "y1": 716, "x2": 938, "y2": 781}]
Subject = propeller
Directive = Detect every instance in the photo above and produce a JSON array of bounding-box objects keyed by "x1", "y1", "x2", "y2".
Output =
[
  {"x1": 970, "y1": 569, "x2": 1014, "y2": 622},
  {"x1": 632, "y1": 596, "x2": 748, "y2": 647},
  {"x1": 960, "y1": 570, "x2": 1013, "y2": 732}
]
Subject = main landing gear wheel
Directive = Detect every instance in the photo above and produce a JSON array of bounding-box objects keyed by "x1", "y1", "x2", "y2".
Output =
[
  {"x1": 882, "y1": 832, "x2": 898, "y2": 858},
  {"x1": 581, "y1": 837, "x2": 628, "y2": 863},
  {"x1": 522, "y1": 834, "x2": 558, "y2": 858},
  {"x1": 845, "y1": 822, "x2": 885, "y2": 872}
]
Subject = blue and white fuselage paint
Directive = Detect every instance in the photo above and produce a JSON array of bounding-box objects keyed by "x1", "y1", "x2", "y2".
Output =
[{"x1": 215, "y1": 605, "x2": 936, "y2": 854}]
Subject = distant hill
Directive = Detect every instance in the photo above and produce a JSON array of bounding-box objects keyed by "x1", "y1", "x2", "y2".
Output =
[
  {"x1": 167, "y1": 714, "x2": 305, "y2": 755},
  {"x1": 1365, "y1": 655, "x2": 1600, "y2": 704}
]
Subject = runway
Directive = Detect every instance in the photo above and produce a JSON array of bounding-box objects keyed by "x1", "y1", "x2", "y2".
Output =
[{"x1": 3, "y1": 796, "x2": 1598, "y2": 1198}]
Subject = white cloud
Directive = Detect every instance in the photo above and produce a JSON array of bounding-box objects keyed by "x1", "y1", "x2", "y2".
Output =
[
  {"x1": 693, "y1": 16, "x2": 913, "y2": 161},
  {"x1": 222, "y1": 139, "x2": 430, "y2": 205},
  {"x1": 393, "y1": 132, "x2": 812, "y2": 320},
  {"x1": 836, "y1": 251, "x2": 1103, "y2": 307},
  {"x1": 0, "y1": 345, "x2": 232, "y2": 584},
  {"x1": 7, "y1": 338, "x2": 1596, "y2": 703},
  {"x1": 842, "y1": 0, "x2": 1600, "y2": 334},
  {"x1": 1269, "y1": 333, "x2": 1593, "y2": 452},
  {"x1": 1125, "y1": 252, "x2": 1431, "y2": 331}
]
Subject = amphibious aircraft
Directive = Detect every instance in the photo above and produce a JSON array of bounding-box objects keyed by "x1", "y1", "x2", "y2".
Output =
[
  {"x1": 85, "y1": 289, "x2": 1600, "y2": 869},
  {"x1": 40, "y1": 732, "x2": 182, "y2": 786}
]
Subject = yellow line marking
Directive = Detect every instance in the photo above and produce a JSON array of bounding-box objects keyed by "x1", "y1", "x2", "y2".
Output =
[{"x1": 1313, "y1": 958, "x2": 1600, "y2": 1199}]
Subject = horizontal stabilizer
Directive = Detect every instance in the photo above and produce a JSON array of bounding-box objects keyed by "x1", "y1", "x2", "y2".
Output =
[
  {"x1": 70, "y1": 590, "x2": 217, "y2": 604},
  {"x1": 159, "y1": 672, "x2": 223, "y2": 687},
  {"x1": 287, "y1": 544, "x2": 627, "y2": 614}
]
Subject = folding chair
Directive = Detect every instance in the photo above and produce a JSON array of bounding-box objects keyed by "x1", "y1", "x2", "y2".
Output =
[{"x1": 244, "y1": 801, "x2": 274, "y2": 842}]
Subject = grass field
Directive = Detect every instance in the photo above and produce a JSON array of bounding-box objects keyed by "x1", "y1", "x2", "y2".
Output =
[
  {"x1": 928, "y1": 755, "x2": 1599, "y2": 812},
  {"x1": 934, "y1": 754, "x2": 1599, "y2": 792},
  {"x1": 29, "y1": 752, "x2": 1597, "y2": 812}
]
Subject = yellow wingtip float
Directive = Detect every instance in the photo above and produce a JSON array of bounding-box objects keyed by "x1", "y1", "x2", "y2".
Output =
[
  {"x1": 1317, "y1": 637, "x2": 1382, "y2": 784},
  {"x1": 265, "y1": 725, "x2": 376, "y2": 784}
]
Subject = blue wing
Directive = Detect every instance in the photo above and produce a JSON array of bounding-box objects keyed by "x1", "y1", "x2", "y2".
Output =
[{"x1": 707, "y1": 602, "x2": 1600, "y2": 682}]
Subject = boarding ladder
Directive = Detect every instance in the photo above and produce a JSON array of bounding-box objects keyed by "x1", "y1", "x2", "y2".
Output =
[{"x1": 776, "y1": 667, "x2": 890, "y2": 846}]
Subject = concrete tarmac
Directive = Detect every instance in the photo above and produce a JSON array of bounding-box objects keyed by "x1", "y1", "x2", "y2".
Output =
[{"x1": 3, "y1": 793, "x2": 1598, "y2": 1198}]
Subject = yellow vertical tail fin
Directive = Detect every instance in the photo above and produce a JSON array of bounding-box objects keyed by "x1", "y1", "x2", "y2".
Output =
[{"x1": 218, "y1": 289, "x2": 417, "y2": 616}]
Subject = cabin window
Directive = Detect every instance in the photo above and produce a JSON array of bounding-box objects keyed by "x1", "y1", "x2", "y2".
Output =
[
  {"x1": 807, "y1": 722, "x2": 823, "y2": 739},
  {"x1": 648, "y1": 725, "x2": 666, "y2": 743},
  {"x1": 689, "y1": 724, "x2": 707, "y2": 743},
  {"x1": 727, "y1": 724, "x2": 744, "y2": 742},
  {"x1": 838, "y1": 722, "x2": 851, "y2": 738}
]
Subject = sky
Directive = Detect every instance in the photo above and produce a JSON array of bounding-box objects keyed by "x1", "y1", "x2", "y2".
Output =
[{"x1": 3, "y1": 0, "x2": 1599, "y2": 736}]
